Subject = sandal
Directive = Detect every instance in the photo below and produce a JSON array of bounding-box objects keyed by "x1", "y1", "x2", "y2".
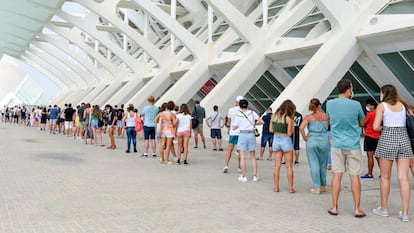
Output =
[
  {"x1": 289, "y1": 188, "x2": 296, "y2": 194},
  {"x1": 274, "y1": 188, "x2": 279, "y2": 192},
  {"x1": 310, "y1": 188, "x2": 320, "y2": 195},
  {"x1": 320, "y1": 186, "x2": 328, "y2": 192}
]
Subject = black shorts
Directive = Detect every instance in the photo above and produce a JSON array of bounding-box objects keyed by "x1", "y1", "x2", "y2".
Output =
[
  {"x1": 210, "y1": 129, "x2": 222, "y2": 139},
  {"x1": 144, "y1": 126, "x2": 156, "y2": 140},
  {"x1": 364, "y1": 136, "x2": 379, "y2": 152},
  {"x1": 291, "y1": 128, "x2": 300, "y2": 150}
]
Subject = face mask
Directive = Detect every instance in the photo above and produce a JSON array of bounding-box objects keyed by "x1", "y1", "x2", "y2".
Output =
[
  {"x1": 366, "y1": 106, "x2": 370, "y2": 112},
  {"x1": 350, "y1": 91, "x2": 354, "y2": 99},
  {"x1": 380, "y1": 93, "x2": 383, "y2": 102}
]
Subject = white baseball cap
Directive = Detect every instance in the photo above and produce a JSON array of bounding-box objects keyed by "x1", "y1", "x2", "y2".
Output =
[{"x1": 236, "y1": 96, "x2": 244, "y2": 102}]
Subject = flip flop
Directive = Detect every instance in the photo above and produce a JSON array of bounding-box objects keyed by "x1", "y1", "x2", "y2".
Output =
[
  {"x1": 354, "y1": 212, "x2": 366, "y2": 218},
  {"x1": 328, "y1": 209, "x2": 338, "y2": 216}
]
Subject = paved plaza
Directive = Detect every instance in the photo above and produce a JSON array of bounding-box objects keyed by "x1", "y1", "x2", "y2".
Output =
[{"x1": 0, "y1": 123, "x2": 412, "y2": 232}]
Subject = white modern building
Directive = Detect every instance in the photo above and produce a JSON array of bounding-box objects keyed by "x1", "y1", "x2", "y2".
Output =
[{"x1": 0, "y1": 0, "x2": 413, "y2": 114}]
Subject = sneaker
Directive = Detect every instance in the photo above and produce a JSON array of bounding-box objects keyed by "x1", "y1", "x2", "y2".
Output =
[
  {"x1": 360, "y1": 174, "x2": 374, "y2": 180},
  {"x1": 223, "y1": 166, "x2": 229, "y2": 173},
  {"x1": 219, "y1": 148, "x2": 224, "y2": 151},
  {"x1": 372, "y1": 207, "x2": 389, "y2": 217},
  {"x1": 238, "y1": 176, "x2": 247, "y2": 182},
  {"x1": 140, "y1": 154, "x2": 147, "y2": 158},
  {"x1": 173, "y1": 157, "x2": 178, "y2": 162},
  {"x1": 294, "y1": 161, "x2": 299, "y2": 166},
  {"x1": 398, "y1": 211, "x2": 409, "y2": 222},
  {"x1": 253, "y1": 176, "x2": 259, "y2": 182},
  {"x1": 184, "y1": 160, "x2": 188, "y2": 165},
  {"x1": 133, "y1": 149, "x2": 137, "y2": 153},
  {"x1": 237, "y1": 168, "x2": 242, "y2": 173},
  {"x1": 281, "y1": 161, "x2": 286, "y2": 165},
  {"x1": 152, "y1": 153, "x2": 157, "y2": 158},
  {"x1": 125, "y1": 150, "x2": 130, "y2": 153},
  {"x1": 176, "y1": 159, "x2": 181, "y2": 165}
]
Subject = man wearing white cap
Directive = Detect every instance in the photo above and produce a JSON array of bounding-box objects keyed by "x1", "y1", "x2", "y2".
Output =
[{"x1": 223, "y1": 96, "x2": 243, "y2": 173}]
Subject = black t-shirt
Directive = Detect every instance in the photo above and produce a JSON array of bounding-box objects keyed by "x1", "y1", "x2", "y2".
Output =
[
  {"x1": 116, "y1": 108, "x2": 124, "y2": 121},
  {"x1": 107, "y1": 109, "x2": 117, "y2": 125},
  {"x1": 64, "y1": 107, "x2": 75, "y2": 121}
]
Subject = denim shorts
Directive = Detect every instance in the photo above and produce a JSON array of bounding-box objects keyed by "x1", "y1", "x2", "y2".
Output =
[
  {"x1": 236, "y1": 133, "x2": 256, "y2": 151},
  {"x1": 91, "y1": 119, "x2": 99, "y2": 129},
  {"x1": 229, "y1": 135, "x2": 239, "y2": 145},
  {"x1": 272, "y1": 134, "x2": 293, "y2": 152},
  {"x1": 260, "y1": 133, "x2": 273, "y2": 147}
]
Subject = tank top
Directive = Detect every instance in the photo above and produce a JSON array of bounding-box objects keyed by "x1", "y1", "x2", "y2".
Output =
[
  {"x1": 272, "y1": 116, "x2": 288, "y2": 134},
  {"x1": 383, "y1": 102, "x2": 406, "y2": 127},
  {"x1": 125, "y1": 112, "x2": 136, "y2": 127}
]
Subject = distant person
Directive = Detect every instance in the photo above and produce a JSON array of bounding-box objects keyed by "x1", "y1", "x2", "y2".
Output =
[
  {"x1": 360, "y1": 98, "x2": 380, "y2": 180},
  {"x1": 326, "y1": 79, "x2": 365, "y2": 218},
  {"x1": 105, "y1": 104, "x2": 118, "y2": 149},
  {"x1": 122, "y1": 106, "x2": 138, "y2": 153},
  {"x1": 372, "y1": 84, "x2": 413, "y2": 222},
  {"x1": 154, "y1": 101, "x2": 176, "y2": 164},
  {"x1": 206, "y1": 105, "x2": 225, "y2": 151},
  {"x1": 142, "y1": 96, "x2": 158, "y2": 158},
  {"x1": 258, "y1": 108, "x2": 273, "y2": 160},
  {"x1": 176, "y1": 104, "x2": 192, "y2": 165},
  {"x1": 64, "y1": 103, "x2": 75, "y2": 136},
  {"x1": 192, "y1": 100, "x2": 206, "y2": 148}
]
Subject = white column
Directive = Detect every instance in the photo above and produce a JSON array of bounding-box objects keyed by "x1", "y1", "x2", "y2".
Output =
[
  {"x1": 208, "y1": 5, "x2": 213, "y2": 42},
  {"x1": 94, "y1": 40, "x2": 99, "y2": 67},
  {"x1": 170, "y1": 0, "x2": 176, "y2": 54},
  {"x1": 123, "y1": 10, "x2": 128, "y2": 52},
  {"x1": 144, "y1": 11, "x2": 149, "y2": 74},
  {"x1": 262, "y1": 0, "x2": 268, "y2": 28}
]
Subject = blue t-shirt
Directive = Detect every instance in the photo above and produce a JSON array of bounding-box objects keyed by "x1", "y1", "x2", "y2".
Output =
[
  {"x1": 49, "y1": 108, "x2": 59, "y2": 119},
  {"x1": 142, "y1": 105, "x2": 158, "y2": 127},
  {"x1": 326, "y1": 98, "x2": 364, "y2": 150},
  {"x1": 261, "y1": 113, "x2": 272, "y2": 135}
]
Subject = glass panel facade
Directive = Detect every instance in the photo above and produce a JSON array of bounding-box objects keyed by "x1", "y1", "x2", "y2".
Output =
[
  {"x1": 245, "y1": 71, "x2": 285, "y2": 114},
  {"x1": 380, "y1": 1, "x2": 414, "y2": 14},
  {"x1": 379, "y1": 50, "x2": 414, "y2": 95},
  {"x1": 283, "y1": 7, "x2": 331, "y2": 38}
]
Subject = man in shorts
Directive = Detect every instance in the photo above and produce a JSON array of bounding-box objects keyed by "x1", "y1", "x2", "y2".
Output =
[
  {"x1": 326, "y1": 79, "x2": 365, "y2": 218},
  {"x1": 258, "y1": 108, "x2": 273, "y2": 160},
  {"x1": 49, "y1": 105, "x2": 59, "y2": 134},
  {"x1": 360, "y1": 98, "x2": 380, "y2": 180},
  {"x1": 64, "y1": 103, "x2": 75, "y2": 136},
  {"x1": 206, "y1": 105, "x2": 225, "y2": 151},
  {"x1": 141, "y1": 96, "x2": 158, "y2": 157},
  {"x1": 192, "y1": 100, "x2": 206, "y2": 149},
  {"x1": 223, "y1": 96, "x2": 243, "y2": 173}
]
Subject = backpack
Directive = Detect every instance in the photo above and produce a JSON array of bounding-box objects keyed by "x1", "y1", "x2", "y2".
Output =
[{"x1": 135, "y1": 115, "x2": 143, "y2": 132}]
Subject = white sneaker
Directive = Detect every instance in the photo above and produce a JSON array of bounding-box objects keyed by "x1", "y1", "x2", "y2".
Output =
[
  {"x1": 238, "y1": 176, "x2": 247, "y2": 182},
  {"x1": 223, "y1": 166, "x2": 228, "y2": 173},
  {"x1": 253, "y1": 176, "x2": 259, "y2": 182},
  {"x1": 237, "y1": 168, "x2": 242, "y2": 173},
  {"x1": 173, "y1": 157, "x2": 178, "y2": 162},
  {"x1": 372, "y1": 207, "x2": 389, "y2": 217},
  {"x1": 398, "y1": 211, "x2": 409, "y2": 222}
]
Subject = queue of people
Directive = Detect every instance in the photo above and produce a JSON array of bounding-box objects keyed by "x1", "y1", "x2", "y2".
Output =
[{"x1": 2, "y1": 81, "x2": 414, "y2": 223}]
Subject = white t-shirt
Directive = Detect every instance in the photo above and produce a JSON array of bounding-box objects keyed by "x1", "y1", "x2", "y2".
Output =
[
  {"x1": 208, "y1": 112, "x2": 223, "y2": 129},
  {"x1": 228, "y1": 106, "x2": 241, "y2": 136},
  {"x1": 233, "y1": 110, "x2": 259, "y2": 131},
  {"x1": 177, "y1": 113, "x2": 191, "y2": 133}
]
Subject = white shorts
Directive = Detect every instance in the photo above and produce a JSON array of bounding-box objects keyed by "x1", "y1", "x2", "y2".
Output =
[{"x1": 65, "y1": 121, "x2": 73, "y2": 129}]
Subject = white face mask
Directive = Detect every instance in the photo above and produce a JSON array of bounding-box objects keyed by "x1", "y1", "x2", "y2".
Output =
[
  {"x1": 350, "y1": 91, "x2": 354, "y2": 99},
  {"x1": 380, "y1": 93, "x2": 383, "y2": 102},
  {"x1": 366, "y1": 106, "x2": 370, "y2": 112}
]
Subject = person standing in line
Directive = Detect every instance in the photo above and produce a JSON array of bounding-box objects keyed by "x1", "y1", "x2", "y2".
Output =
[
  {"x1": 223, "y1": 96, "x2": 244, "y2": 173},
  {"x1": 83, "y1": 104, "x2": 92, "y2": 144},
  {"x1": 271, "y1": 100, "x2": 296, "y2": 193},
  {"x1": 64, "y1": 103, "x2": 75, "y2": 137},
  {"x1": 116, "y1": 104, "x2": 125, "y2": 137},
  {"x1": 360, "y1": 98, "x2": 381, "y2": 180},
  {"x1": 141, "y1": 96, "x2": 159, "y2": 158},
  {"x1": 49, "y1": 105, "x2": 59, "y2": 134},
  {"x1": 299, "y1": 98, "x2": 329, "y2": 195},
  {"x1": 176, "y1": 104, "x2": 192, "y2": 165},
  {"x1": 258, "y1": 108, "x2": 273, "y2": 160},
  {"x1": 372, "y1": 84, "x2": 413, "y2": 222},
  {"x1": 40, "y1": 107, "x2": 48, "y2": 131},
  {"x1": 292, "y1": 111, "x2": 303, "y2": 165},
  {"x1": 233, "y1": 99, "x2": 264, "y2": 182},
  {"x1": 326, "y1": 79, "x2": 365, "y2": 218},
  {"x1": 77, "y1": 103, "x2": 86, "y2": 140},
  {"x1": 192, "y1": 100, "x2": 206, "y2": 149},
  {"x1": 122, "y1": 105, "x2": 138, "y2": 153},
  {"x1": 206, "y1": 105, "x2": 225, "y2": 151},
  {"x1": 105, "y1": 104, "x2": 118, "y2": 149},
  {"x1": 89, "y1": 105, "x2": 103, "y2": 146},
  {"x1": 154, "y1": 101, "x2": 176, "y2": 164}
]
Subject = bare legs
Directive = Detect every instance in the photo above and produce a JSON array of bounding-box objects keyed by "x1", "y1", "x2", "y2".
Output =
[
  {"x1": 239, "y1": 150, "x2": 257, "y2": 178},
  {"x1": 224, "y1": 143, "x2": 240, "y2": 170},
  {"x1": 330, "y1": 172, "x2": 363, "y2": 215},
  {"x1": 367, "y1": 150, "x2": 380, "y2": 176},
  {"x1": 273, "y1": 150, "x2": 294, "y2": 192}
]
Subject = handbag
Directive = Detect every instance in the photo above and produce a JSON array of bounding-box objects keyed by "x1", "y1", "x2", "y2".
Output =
[
  {"x1": 240, "y1": 110, "x2": 260, "y2": 137},
  {"x1": 406, "y1": 111, "x2": 414, "y2": 153},
  {"x1": 192, "y1": 106, "x2": 199, "y2": 129}
]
